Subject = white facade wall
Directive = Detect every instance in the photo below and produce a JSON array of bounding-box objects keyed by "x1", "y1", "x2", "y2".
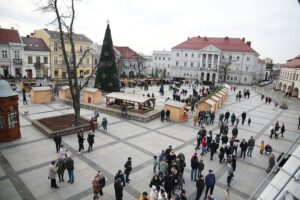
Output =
[
  {"x1": 23, "y1": 50, "x2": 50, "y2": 78},
  {"x1": 151, "y1": 50, "x2": 172, "y2": 77}
]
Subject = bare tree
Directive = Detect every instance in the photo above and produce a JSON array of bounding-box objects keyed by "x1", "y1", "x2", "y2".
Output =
[
  {"x1": 132, "y1": 54, "x2": 146, "y2": 78},
  {"x1": 219, "y1": 57, "x2": 236, "y2": 83},
  {"x1": 39, "y1": 0, "x2": 97, "y2": 125}
]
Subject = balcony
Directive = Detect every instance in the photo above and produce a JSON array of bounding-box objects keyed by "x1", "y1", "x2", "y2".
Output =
[{"x1": 13, "y1": 59, "x2": 22, "y2": 65}]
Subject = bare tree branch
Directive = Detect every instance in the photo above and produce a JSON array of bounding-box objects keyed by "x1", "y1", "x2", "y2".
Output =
[{"x1": 79, "y1": 65, "x2": 98, "y2": 91}]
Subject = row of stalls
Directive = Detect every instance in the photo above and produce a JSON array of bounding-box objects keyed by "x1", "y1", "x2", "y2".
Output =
[{"x1": 162, "y1": 87, "x2": 229, "y2": 123}]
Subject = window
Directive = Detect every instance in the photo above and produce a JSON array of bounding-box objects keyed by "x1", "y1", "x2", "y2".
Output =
[
  {"x1": 28, "y1": 56, "x2": 33, "y2": 64},
  {"x1": 246, "y1": 66, "x2": 249, "y2": 71},
  {"x1": 0, "y1": 109, "x2": 4, "y2": 129},
  {"x1": 234, "y1": 77, "x2": 237, "y2": 81},
  {"x1": 8, "y1": 107, "x2": 17, "y2": 128},
  {"x1": 297, "y1": 74, "x2": 299, "y2": 81},
  {"x1": 44, "y1": 56, "x2": 48, "y2": 64},
  {"x1": 176, "y1": 61, "x2": 178, "y2": 66},
  {"x1": 168, "y1": 57, "x2": 170, "y2": 61},
  {"x1": 159, "y1": 57, "x2": 161, "y2": 60},
  {"x1": 184, "y1": 62, "x2": 187, "y2": 67},
  {"x1": 54, "y1": 43, "x2": 58, "y2": 51},
  {"x1": 244, "y1": 77, "x2": 248, "y2": 82},
  {"x1": 95, "y1": 59, "x2": 98, "y2": 65},
  {"x1": 54, "y1": 70, "x2": 59, "y2": 77},
  {"x1": 185, "y1": 53, "x2": 188, "y2": 57},
  {"x1": 191, "y1": 53, "x2": 194, "y2": 57},
  {"x1": 176, "y1": 53, "x2": 179, "y2": 57},
  {"x1": 237, "y1": 56, "x2": 240, "y2": 60},
  {"x1": 293, "y1": 73, "x2": 295, "y2": 80},
  {"x1": 198, "y1": 54, "x2": 201, "y2": 58},
  {"x1": 54, "y1": 56, "x2": 58, "y2": 64},
  {"x1": 229, "y1": 55, "x2": 232, "y2": 60},
  {"x1": 2, "y1": 50, "x2": 7, "y2": 58},
  {"x1": 14, "y1": 51, "x2": 20, "y2": 59},
  {"x1": 36, "y1": 56, "x2": 40, "y2": 63},
  {"x1": 163, "y1": 57, "x2": 165, "y2": 60},
  {"x1": 155, "y1": 57, "x2": 157, "y2": 60},
  {"x1": 231, "y1": 77, "x2": 233, "y2": 81},
  {"x1": 191, "y1": 62, "x2": 193, "y2": 67},
  {"x1": 222, "y1": 55, "x2": 225, "y2": 59},
  {"x1": 247, "y1": 57, "x2": 250, "y2": 61},
  {"x1": 227, "y1": 76, "x2": 230, "y2": 80},
  {"x1": 80, "y1": 46, "x2": 83, "y2": 53},
  {"x1": 86, "y1": 57, "x2": 89, "y2": 65}
]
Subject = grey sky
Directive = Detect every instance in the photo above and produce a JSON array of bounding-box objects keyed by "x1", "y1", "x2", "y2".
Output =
[{"x1": 1, "y1": 0, "x2": 300, "y2": 63}]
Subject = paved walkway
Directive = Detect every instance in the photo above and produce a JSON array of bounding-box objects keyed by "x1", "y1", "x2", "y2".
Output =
[{"x1": 0, "y1": 85, "x2": 299, "y2": 200}]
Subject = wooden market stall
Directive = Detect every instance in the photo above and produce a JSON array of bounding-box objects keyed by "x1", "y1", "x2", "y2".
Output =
[
  {"x1": 164, "y1": 100, "x2": 188, "y2": 122},
  {"x1": 211, "y1": 95, "x2": 221, "y2": 108},
  {"x1": 197, "y1": 99, "x2": 217, "y2": 112},
  {"x1": 106, "y1": 92, "x2": 155, "y2": 114},
  {"x1": 219, "y1": 91, "x2": 226, "y2": 99},
  {"x1": 221, "y1": 88, "x2": 229, "y2": 96},
  {"x1": 58, "y1": 86, "x2": 72, "y2": 101},
  {"x1": 83, "y1": 88, "x2": 102, "y2": 104},
  {"x1": 31, "y1": 86, "x2": 52, "y2": 104},
  {"x1": 19, "y1": 80, "x2": 37, "y2": 92},
  {"x1": 215, "y1": 92, "x2": 225, "y2": 104}
]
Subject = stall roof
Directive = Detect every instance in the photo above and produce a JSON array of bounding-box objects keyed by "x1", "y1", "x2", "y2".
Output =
[
  {"x1": 32, "y1": 86, "x2": 52, "y2": 91},
  {"x1": 211, "y1": 96, "x2": 220, "y2": 101},
  {"x1": 61, "y1": 86, "x2": 70, "y2": 90},
  {"x1": 164, "y1": 100, "x2": 186, "y2": 108},
  {"x1": 215, "y1": 93, "x2": 223, "y2": 98},
  {"x1": 218, "y1": 91, "x2": 226, "y2": 95},
  {"x1": 83, "y1": 88, "x2": 99, "y2": 93},
  {"x1": 205, "y1": 99, "x2": 216, "y2": 105},
  {"x1": 221, "y1": 88, "x2": 228, "y2": 93},
  {"x1": 106, "y1": 92, "x2": 151, "y2": 103}
]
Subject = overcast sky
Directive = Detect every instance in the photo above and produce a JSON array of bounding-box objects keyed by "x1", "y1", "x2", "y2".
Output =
[{"x1": 0, "y1": 0, "x2": 299, "y2": 63}]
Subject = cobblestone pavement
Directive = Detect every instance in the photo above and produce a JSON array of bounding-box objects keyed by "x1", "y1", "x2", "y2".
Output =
[{"x1": 0, "y1": 85, "x2": 299, "y2": 200}]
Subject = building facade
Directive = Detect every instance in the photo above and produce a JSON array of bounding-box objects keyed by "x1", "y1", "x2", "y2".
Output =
[
  {"x1": 0, "y1": 27, "x2": 25, "y2": 78},
  {"x1": 151, "y1": 50, "x2": 172, "y2": 78},
  {"x1": 33, "y1": 29, "x2": 93, "y2": 79},
  {"x1": 276, "y1": 55, "x2": 300, "y2": 98},
  {"x1": 21, "y1": 36, "x2": 50, "y2": 79},
  {"x1": 154, "y1": 36, "x2": 265, "y2": 85}
]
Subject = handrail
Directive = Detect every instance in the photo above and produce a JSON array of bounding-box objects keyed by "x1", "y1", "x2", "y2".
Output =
[{"x1": 248, "y1": 134, "x2": 300, "y2": 200}]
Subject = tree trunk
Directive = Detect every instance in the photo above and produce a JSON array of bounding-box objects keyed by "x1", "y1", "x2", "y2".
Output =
[{"x1": 73, "y1": 94, "x2": 81, "y2": 126}]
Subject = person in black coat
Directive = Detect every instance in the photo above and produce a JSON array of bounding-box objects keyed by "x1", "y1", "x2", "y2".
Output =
[
  {"x1": 53, "y1": 133, "x2": 62, "y2": 153},
  {"x1": 166, "y1": 109, "x2": 171, "y2": 122},
  {"x1": 239, "y1": 139, "x2": 248, "y2": 159},
  {"x1": 241, "y1": 112, "x2": 247, "y2": 125},
  {"x1": 114, "y1": 178, "x2": 123, "y2": 200},
  {"x1": 124, "y1": 157, "x2": 132, "y2": 183},
  {"x1": 221, "y1": 135, "x2": 228, "y2": 145},
  {"x1": 195, "y1": 175, "x2": 205, "y2": 200},
  {"x1": 77, "y1": 129, "x2": 85, "y2": 153},
  {"x1": 210, "y1": 140, "x2": 218, "y2": 160},
  {"x1": 149, "y1": 175, "x2": 162, "y2": 191},
  {"x1": 115, "y1": 170, "x2": 126, "y2": 186},
  {"x1": 162, "y1": 173, "x2": 175, "y2": 200},
  {"x1": 160, "y1": 110, "x2": 165, "y2": 122},
  {"x1": 232, "y1": 126, "x2": 238, "y2": 138},
  {"x1": 224, "y1": 111, "x2": 230, "y2": 123},
  {"x1": 87, "y1": 132, "x2": 95, "y2": 153}
]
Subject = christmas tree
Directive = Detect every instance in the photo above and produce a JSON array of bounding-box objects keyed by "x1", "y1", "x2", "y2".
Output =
[{"x1": 94, "y1": 24, "x2": 120, "y2": 92}]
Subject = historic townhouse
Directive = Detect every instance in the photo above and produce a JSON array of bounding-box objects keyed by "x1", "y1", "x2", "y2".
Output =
[
  {"x1": 21, "y1": 36, "x2": 50, "y2": 79},
  {"x1": 0, "y1": 27, "x2": 25, "y2": 78},
  {"x1": 33, "y1": 29, "x2": 93, "y2": 78},
  {"x1": 276, "y1": 55, "x2": 300, "y2": 98}
]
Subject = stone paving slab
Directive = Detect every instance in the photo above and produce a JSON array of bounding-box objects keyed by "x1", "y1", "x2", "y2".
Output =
[
  {"x1": 0, "y1": 179, "x2": 22, "y2": 200},
  {"x1": 19, "y1": 104, "x2": 54, "y2": 114},
  {"x1": 107, "y1": 121, "x2": 148, "y2": 139},
  {"x1": 28, "y1": 111, "x2": 64, "y2": 121},
  {"x1": 157, "y1": 124, "x2": 198, "y2": 142},
  {"x1": 256, "y1": 135, "x2": 297, "y2": 154},
  {"x1": 19, "y1": 115, "x2": 32, "y2": 126}
]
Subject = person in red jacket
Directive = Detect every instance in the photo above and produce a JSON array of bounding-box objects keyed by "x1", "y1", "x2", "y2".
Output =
[
  {"x1": 90, "y1": 117, "x2": 95, "y2": 132},
  {"x1": 201, "y1": 137, "x2": 207, "y2": 156}
]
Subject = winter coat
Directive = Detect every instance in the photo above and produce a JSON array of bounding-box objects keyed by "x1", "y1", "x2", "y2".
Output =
[
  {"x1": 240, "y1": 142, "x2": 248, "y2": 151},
  {"x1": 159, "y1": 161, "x2": 168, "y2": 174},
  {"x1": 56, "y1": 159, "x2": 65, "y2": 174},
  {"x1": 48, "y1": 164, "x2": 57, "y2": 179},
  {"x1": 92, "y1": 177, "x2": 100, "y2": 193},
  {"x1": 124, "y1": 160, "x2": 132, "y2": 174},
  {"x1": 149, "y1": 178, "x2": 162, "y2": 191},
  {"x1": 248, "y1": 138, "x2": 255, "y2": 147},
  {"x1": 65, "y1": 157, "x2": 74, "y2": 170},
  {"x1": 205, "y1": 173, "x2": 216, "y2": 187},
  {"x1": 191, "y1": 158, "x2": 199, "y2": 169},
  {"x1": 114, "y1": 181, "x2": 123, "y2": 199},
  {"x1": 163, "y1": 175, "x2": 175, "y2": 191},
  {"x1": 196, "y1": 179, "x2": 205, "y2": 190},
  {"x1": 87, "y1": 133, "x2": 95, "y2": 144}
]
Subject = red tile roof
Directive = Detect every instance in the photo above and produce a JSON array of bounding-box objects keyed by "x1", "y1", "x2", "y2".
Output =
[
  {"x1": 115, "y1": 46, "x2": 140, "y2": 59},
  {"x1": 172, "y1": 36, "x2": 257, "y2": 53},
  {"x1": 21, "y1": 36, "x2": 50, "y2": 51},
  {"x1": 0, "y1": 28, "x2": 21, "y2": 44},
  {"x1": 284, "y1": 55, "x2": 300, "y2": 68}
]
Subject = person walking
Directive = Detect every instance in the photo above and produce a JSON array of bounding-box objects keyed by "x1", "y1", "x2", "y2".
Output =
[
  {"x1": 165, "y1": 109, "x2": 171, "y2": 122},
  {"x1": 248, "y1": 117, "x2": 252, "y2": 126},
  {"x1": 241, "y1": 112, "x2": 246, "y2": 125},
  {"x1": 230, "y1": 113, "x2": 236, "y2": 126},
  {"x1": 87, "y1": 131, "x2": 95, "y2": 153},
  {"x1": 267, "y1": 153, "x2": 276, "y2": 173},
  {"x1": 239, "y1": 139, "x2": 248, "y2": 159},
  {"x1": 53, "y1": 133, "x2": 62, "y2": 153},
  {"x1": 22, "y1": 88, "x2": 28, "y2": 105},
  {"x1": 65, "y1": 155, "x2": 74, "y2": 184},
  {"x1": 191, "y1": 154, "x2": 199, "y2": 181},
  {"x1": 77, "y1": 129, "x2": 85, "y2": 154},
  {"x1": 210, "y1": 140, "x2": 218, "y2": 160},
  {"x1": 281, "y1": 123, "x2": 285, "y2": 137},
  {"x1": 227, "y1": 162, "x2": 234, "y2": 187},
  {"x1": 235, "y1": 117, "x2": 240, "y2": 126},
  {"x1": 219, "y1": 113, "x2": 224, "y2": 125},
  {"x1": 195, "y1": 175, "x2": 205, "y2": 200},
  {"x1": 198, "y1": 159, "x2": 205, "y2": 177},
  {"x1": 124, "y1": 157, "x2": 132, "y2": 183},
  {"x1": 101, "y1": 117, "x2": 108, "y2": 131},
  {"x1": 114, "y1": 178, "x2": 123, "y2": 200},
  {"x1": 224, "y1": 111, "x2": 230, "y2": 123},
  {"x1": 247, "y1": 136, "x2": 255, "y2": 157},
  {"x1": 56, "y1": 157, "x2": 65, "y2": 182},
  {"x1": 210, "y1": 112, "x2": 215, "y2": 125},
  {"x1": 160, "y1": 110, "x2": 165, "y2": 122},
  {"x1": 204, "y1": 170, "x2": 216, "y2": 199},
  {"x1": 48, "y1": 161, "x2": 59, "y2": 188}
]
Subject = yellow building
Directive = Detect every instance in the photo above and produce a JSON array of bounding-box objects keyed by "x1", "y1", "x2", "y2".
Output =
[{"x1": 33, "y1": 29, "x2": 93, "y2": 79}]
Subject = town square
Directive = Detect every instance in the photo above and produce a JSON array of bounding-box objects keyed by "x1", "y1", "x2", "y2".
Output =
[{"x1": 0, "y1": 0, "x2": 300, "y2": 200}]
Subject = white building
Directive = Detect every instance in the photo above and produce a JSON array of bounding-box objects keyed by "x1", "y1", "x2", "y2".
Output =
[
  {"x1": 154, "y1": 36, "x2": 265, "y2": 85},
  {"x1": 151, "y1": 50, "x2": 172, "y2": 77},
  {"x1": 21, "y1": 36, "x2": 50, "y2": 79},
  {"x1": 0, "y1": 27, "x2": 25, "y2": 78},
  {"x1": 276, "y1": 55, "x2": 300, "y2": 98}
]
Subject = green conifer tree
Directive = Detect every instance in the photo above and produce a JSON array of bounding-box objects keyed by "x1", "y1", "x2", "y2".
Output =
[{"x1": 94, "y1": 24, "x2": 120, "y2": 92}]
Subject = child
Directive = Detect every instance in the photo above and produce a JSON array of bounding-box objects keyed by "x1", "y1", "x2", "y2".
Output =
[
  {"x1": 153, "y1": 155, "x2": 158, "y2": 173},
  {"x1": 101, "y1": 117, "x2": 108, "y2": 131},
  {"x1": 248, "y1": 117, "x2": 251, "y2": 126},
  {"x1": 260, "y1": 141, "x2": 264, "y2": 154},
  {"x1": 177, "y1": 173, "x2": 185, "y2": 190}
]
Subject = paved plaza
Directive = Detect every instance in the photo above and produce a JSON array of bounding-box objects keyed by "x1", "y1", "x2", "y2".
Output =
[{"x1": 0, "y1": 85, "x2": 300, "y2": 200}]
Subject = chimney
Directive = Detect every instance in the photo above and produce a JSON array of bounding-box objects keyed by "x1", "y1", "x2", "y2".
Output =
[
  {"x1": 242, "y1": 37, "x2": 245, "y2": 42},
  {"x1": 187, "y1": 37, "x2": 190, "y2": 40},
  {"x1": 225, "y1": 36, "x2": 229, "y2": 40},
  {"x1": 246, "y1": 41, "x2": 251, "y2": 47},
  {"x1": 11, "y1": 27, "x2": 14, "y2": 30},
  {"x1": 26, "y1": 35, "x2": 30, "y2": 38}
]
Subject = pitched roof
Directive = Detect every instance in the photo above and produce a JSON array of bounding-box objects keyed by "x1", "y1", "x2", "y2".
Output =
[
  {"x1": 115, "y1": 46, "x2": 140, "y2": 59},
  {"x1": 258, "y1": 58, "x2": 265, "y2": 64},
  {"x1": 172, "y1": 36, "x2": 257, "y2": 53},
  {"x1": 43, "y1": 29, "x2": 93, "y2": 43},
  {"x1": 284, "y1": 55, "x2": 300, "y2": 68},
  {"x1": 0, "y1": 28, "x2": 21, "y2": 44},
  {"x1": 21, "y1": 36, "x2": 50, "y2": 51}
]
